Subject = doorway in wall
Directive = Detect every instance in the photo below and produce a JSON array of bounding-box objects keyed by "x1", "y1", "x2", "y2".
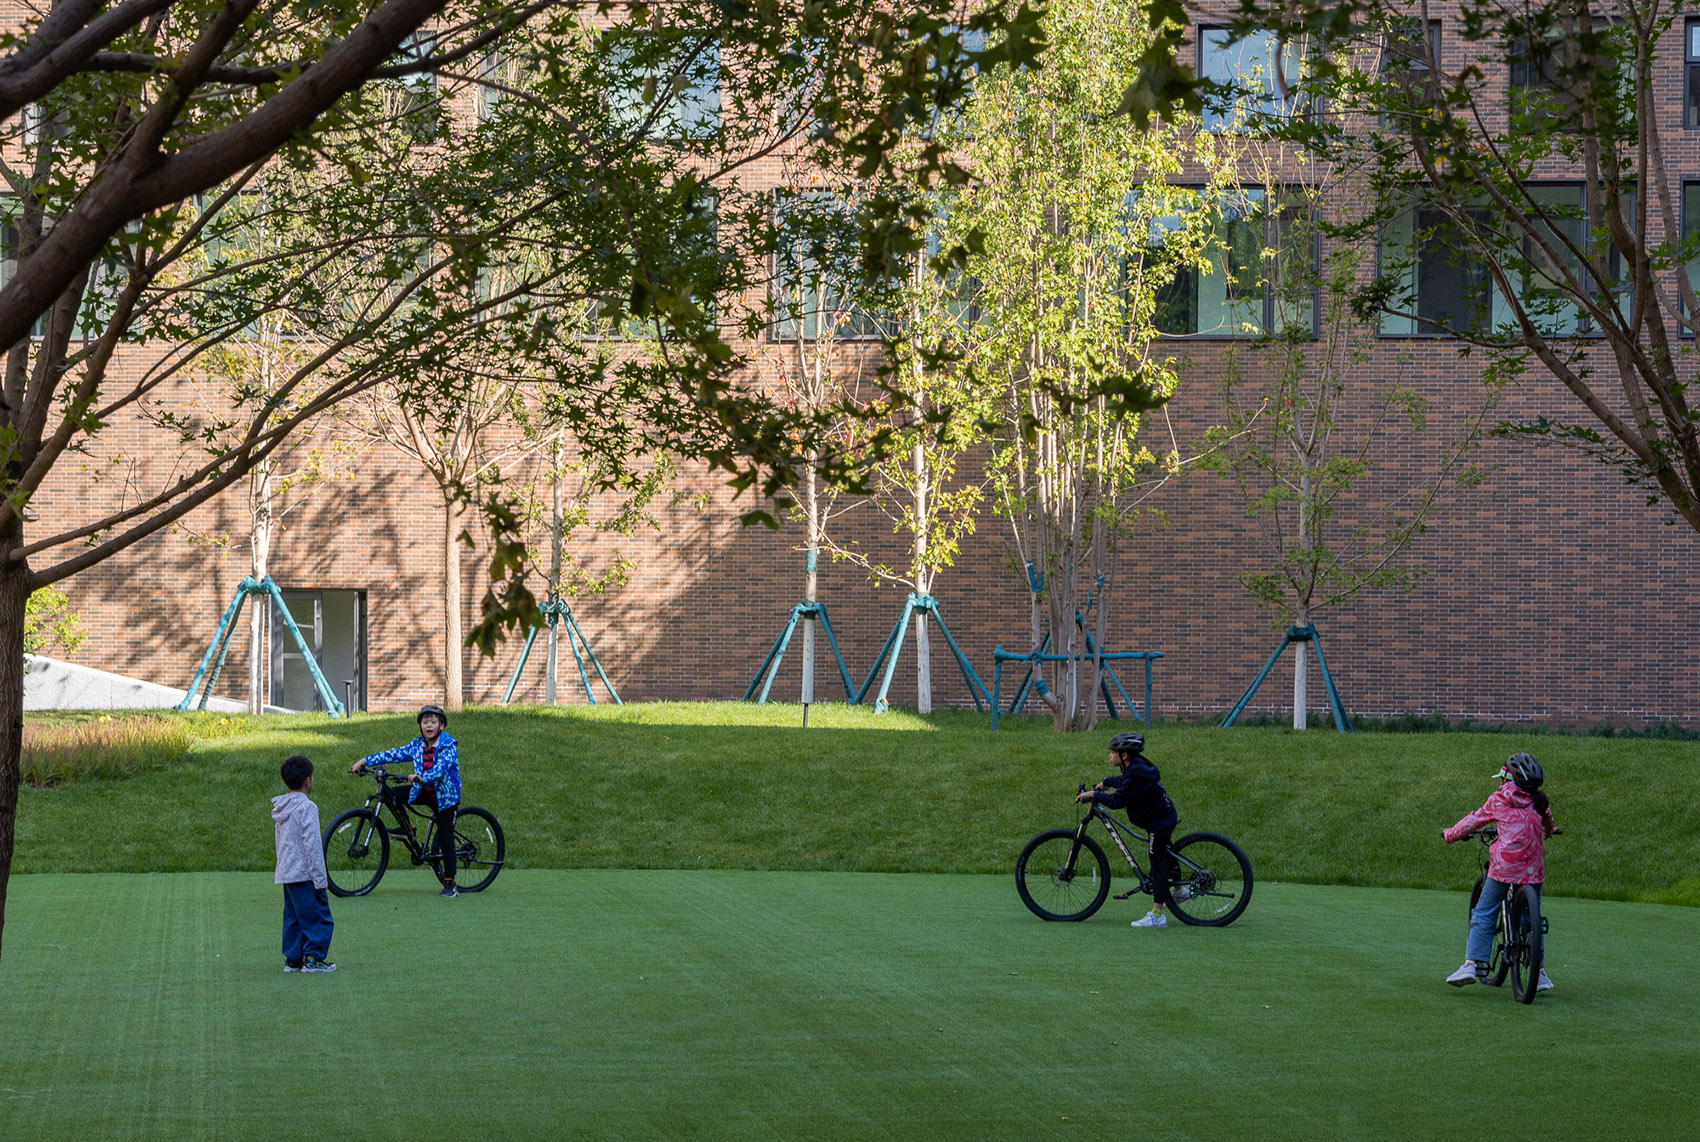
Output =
[{"x1": 270, "y1": 588, "x2": 367, "y2": 712}]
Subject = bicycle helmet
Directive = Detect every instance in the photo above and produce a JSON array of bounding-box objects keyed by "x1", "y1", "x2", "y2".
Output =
[
  {"x1": 417, "y1": 703, "x2": 449, "y2": 728},
  {"x1": 1500, "y1": 752, "x2": 1543, "y2": 790},
  {"x1": 1108, "y1": 731, "x2": 1145, "y2": 756}
]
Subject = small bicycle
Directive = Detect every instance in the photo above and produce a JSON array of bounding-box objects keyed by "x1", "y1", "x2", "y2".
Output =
[
  {"x1": 1465, "y1": 826, "x2": 1554, "y2": 1004},
  {"x1": 1016, "y1": 784, "x2": 1253, "y2": 925},
  {"x1": 323, "y1": 765, "x2": 505, "y2": 897}
]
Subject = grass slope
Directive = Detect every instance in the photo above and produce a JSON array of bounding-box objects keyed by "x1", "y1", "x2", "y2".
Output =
[
  {"x1": 16, "y1": 704, "x2": 1700, "y2": 904},
  {"x1": 1, "y1": 871, "x2": 1695, "y2": 1140}
]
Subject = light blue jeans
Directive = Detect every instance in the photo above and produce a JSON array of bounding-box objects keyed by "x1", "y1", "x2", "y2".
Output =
[{"x1": 1467, "y1": 878, "x2": 1542, "y2": 965}]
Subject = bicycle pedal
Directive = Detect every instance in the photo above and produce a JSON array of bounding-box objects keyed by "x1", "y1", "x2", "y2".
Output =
[{"x1": 1112, "y1": 889, "x2": 1141, "y2": 900}]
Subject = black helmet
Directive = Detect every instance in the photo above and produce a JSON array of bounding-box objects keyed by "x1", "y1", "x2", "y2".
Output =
[
  {"x1": 417, "y1": 703, "x2": 449, "y2": 728},
  {"x1": 1500, "y1": 752, "x2": 1543, "y2": 789},
  {"x1": 1108, "y1": 731, "x2": 1145, "y2": 756}
]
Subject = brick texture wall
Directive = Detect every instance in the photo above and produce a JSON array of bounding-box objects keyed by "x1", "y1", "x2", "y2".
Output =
[{"x1": 19, "y1": 4, "x2": 1700, "y2": 727}]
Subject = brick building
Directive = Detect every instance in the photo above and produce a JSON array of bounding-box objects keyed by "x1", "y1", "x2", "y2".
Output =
[{"x1": 24, "y1": 5, "x2": 1700, "y2": 727}]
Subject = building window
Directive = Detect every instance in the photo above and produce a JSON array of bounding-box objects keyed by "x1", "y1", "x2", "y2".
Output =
[
  {"x1": 1682, "y1": 183, "x2": 1700, "y2": 332},
  {"x1": 1510, "y1": 16, "x2": 1626, "y2": 134},
  {"x1": 1379, "y1": 185, "x2": 1632, "y2": 337},
  {"x1": 1198, "y1": 27, "x2": 1317, "y2": 133},
  {"x1": 603, "y1": 31, "x2": 720, "y2": 140},
  {"x1": 771, "y1": 190, "x2": 884, "y2": 341},
  {"x1": 1687, "y1": 21, "x2": 1700, "y2": 127},
  {"x1": 1149, "y1": 188, "x2": 1318, "y2": 338},
  {"x1": 1381, "y1": 18, "x2": 1441, "y2": 121},
  {"x1": 1378, "y1": 204, "x2": 1496, "y2": 336}
]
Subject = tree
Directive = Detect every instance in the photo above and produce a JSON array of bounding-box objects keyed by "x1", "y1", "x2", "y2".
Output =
[
  {"x1": 758, "y1": 163, "x2": 883, "y2": 706},
  {"x1": 1201, "y1": 218, "x2": 1491, "y2": 728},
  {"x1": 0, "y1": 0, "x2": 1054, "y2": 957},
  {"x1": 937, "y1": 0, "x2": 1190, "y2": 731},
  {"x1": 1230, "y1": 0, "x2": 1700, "y2": 539}
]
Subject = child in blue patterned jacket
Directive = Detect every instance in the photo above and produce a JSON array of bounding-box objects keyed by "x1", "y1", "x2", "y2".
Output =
[{"x1": 352, "y1": 704, "x2": 463, "y2": 897}]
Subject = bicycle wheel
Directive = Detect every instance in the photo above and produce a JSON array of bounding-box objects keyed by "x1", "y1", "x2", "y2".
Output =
[
  {"x1": 1508, "y1": 886, "x2": 1542, "y2": 1004},
  {"x1": 324, "y1": 808, "x2": 389, "y2": 897},
  {"x1": 449, "y1": 806, "x2": 505, "y2": 892},
  {"x1": 1470, "y1": 876, "x2": 1510, "y2": 988},
  {"x1": 1016, "y1": 829, "x2": 1111, "y2": 921},
  {"x1": 1164, "y1": 832, "x2": 1253, "y2": 927}
]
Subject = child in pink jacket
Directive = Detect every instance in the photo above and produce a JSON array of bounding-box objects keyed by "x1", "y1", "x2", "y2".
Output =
[{"x1": 1442, "y1": 752, "x2": 1556, "y2": 990}]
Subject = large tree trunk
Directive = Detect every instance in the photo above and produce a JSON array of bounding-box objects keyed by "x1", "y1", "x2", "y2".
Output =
[
  {"x1": 443, "y1": 491, "x2": 464, "y2": 712},
  {"x1": 0, "y1": 553, "x2": 31, "y2": 960}
]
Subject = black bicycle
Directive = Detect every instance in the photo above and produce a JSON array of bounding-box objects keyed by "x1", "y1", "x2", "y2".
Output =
[
  {"x1": 1016, "y1": 785, "x2": 1253, "y2": 925},
  {"x1": 323, "y1": 766, "x2": 505, "y2": 897},
  {"x1": 1465, "y1": 827, "x2": 1553, "y2": 1004}
]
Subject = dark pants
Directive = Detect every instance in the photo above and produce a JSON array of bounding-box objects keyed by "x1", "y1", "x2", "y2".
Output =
[
  {"x1": 282, "y1": 881, "x2": 334, "y2": 963},
  {"x1": 1148, "y1": 828, "x2": 1176, "y2": 908},
  {"x1": 389, "y1": 785, "x2": 457, "y2": 884}
]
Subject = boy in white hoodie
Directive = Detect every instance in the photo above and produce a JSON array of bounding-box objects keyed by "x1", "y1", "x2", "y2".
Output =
[{"x1": 273, "y1": 755, "x2": 335, "y2": 973}]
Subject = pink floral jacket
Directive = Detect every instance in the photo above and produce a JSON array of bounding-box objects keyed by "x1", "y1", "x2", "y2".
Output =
[{"x1": 1444, "y1": 783, "x2": 1557, "y2": 884}]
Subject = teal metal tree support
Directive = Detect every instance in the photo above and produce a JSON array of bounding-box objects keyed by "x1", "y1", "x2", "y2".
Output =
[
  {"x1": 1218, "y1": 623, "x2": 1352, "y2": 732},
  {"x1": 1001, "y1": 616, "x2": 1141, "y2": 721},
  {"x1": 853, "y1": 593, "x2": 991, "y2": 713},
  {"x1": 742, "y1": 600, "x2": 855, "y2": 704},
  {"x1": 502, "y1": 594, "x2": 622, "y2": 705},
  {"x1": 989, "y1": 646, "x2": 1163, "y2": 730},
  {"x1": 178, "y1": 575, "x2": 345, "y2": 717}
]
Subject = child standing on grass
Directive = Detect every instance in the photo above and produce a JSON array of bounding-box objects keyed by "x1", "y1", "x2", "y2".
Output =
[
  {"x1": 1076, "y1": 731, "x2": 1181, "y2": 929},
  {"x1": 1442, "y1": 752, "x2": 1555, "y2": 991},
  {"x1": 274, "y1": 754, "x2": 335, "y2": 973}
]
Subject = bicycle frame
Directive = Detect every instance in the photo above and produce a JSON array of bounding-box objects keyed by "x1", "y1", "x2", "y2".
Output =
[
  {"x1": 1077, "y1": 802, "x2": 1199, "y2": 893},
  {"x1": 362, "y1": 772, "x2": 447, "y2": 868}
]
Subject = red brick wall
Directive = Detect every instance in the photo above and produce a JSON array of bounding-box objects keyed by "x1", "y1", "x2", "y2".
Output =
[{"x1": 18, "y1": 3, "x2": 1700, "y2": 727}]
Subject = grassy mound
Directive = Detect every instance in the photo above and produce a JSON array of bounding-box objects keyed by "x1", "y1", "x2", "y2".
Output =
[{"x1": 16, "y1": 702, "x2": 1699, "y2": 904}]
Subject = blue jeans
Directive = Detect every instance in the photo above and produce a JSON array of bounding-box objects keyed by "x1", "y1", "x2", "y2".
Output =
[
  {"x1": 1467, "y1": 878, "x2": 1541, "y2": 964},
  {"x1": 282, "y1": 881, "x2": 334, "y2": 963}
]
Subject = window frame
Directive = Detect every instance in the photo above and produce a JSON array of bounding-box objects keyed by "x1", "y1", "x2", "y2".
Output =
[
  {"x1": 1197, "y1": 25, "x2": 1320, "y2": 134},
  {"x1": 1147, "y1": 185, "x2": 1321, "y2": 340},
  {"x1": 769, "y1": 188, "x2": 885, "y2": 343}
]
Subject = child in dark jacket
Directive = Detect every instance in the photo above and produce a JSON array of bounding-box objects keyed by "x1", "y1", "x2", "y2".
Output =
[
  {"x1": 1076, "y1": 731, "x2": 1181, "y2": 928},
  {"x1": 273, "y1": 754, "x2": 335, "y2": 973}
]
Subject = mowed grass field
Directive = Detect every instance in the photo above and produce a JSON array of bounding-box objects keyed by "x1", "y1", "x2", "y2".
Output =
[
  {"x1": 5, "y1": 703, "x2": 1700, "y2": 1138},
  {"x1": 2, "y1": 872, "x2": 1696, "y2": 1140}
]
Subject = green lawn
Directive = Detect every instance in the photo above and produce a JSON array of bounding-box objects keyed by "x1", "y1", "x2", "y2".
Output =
[
  {"x1": 16, "y1": 703, "x2": 1700, "y2": 904},
  {"x1": 1, "y1": 870, "x2": 1695, "y2": 1140}
]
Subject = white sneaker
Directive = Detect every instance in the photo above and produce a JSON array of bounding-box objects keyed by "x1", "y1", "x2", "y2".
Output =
[
  {"x1": 1130, "y1": 911, "x2": 1167, "y2": 929},
  {"x1": 1171, "y1": 886, "x2": 1193, "y2": 903},
  {"x1": 1537, "y1": 970, "x2": 1553, "y2": 991},
  {"x1": 1446, "y1": 961, "x2": 1481, "y2": 987}
]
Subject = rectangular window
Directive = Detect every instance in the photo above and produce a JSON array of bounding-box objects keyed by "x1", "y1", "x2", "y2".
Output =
[
  {"x1": 0, "y1": 199, "x2": 125, "y2": 342},
  {"x1": 604, "y1": 31, "x2": 720, "y2": 139},
  {"x1": 1687, "y1": 21, "x2": 1700, "y2": 127},
  {"x1": 1198, "y1": 27, "x2": 1317, "y2": 133},
  {"x1": 1510, "y1": 16, "x2": 1627, "y2": 134},
  {"x1": 771, "y1": 190, "x2": 883, "y2": 341},
  {"x1": 1378, "y1": 204, "x2": 1497, "y2": 336},
  {"x1": 1381, "y1": 18, "x2": 1441, "y2": 120},
  {"x1": 1149, "y1": 188, "x2": 1318, "y2": 338},
  {"x1": 1379, "y1": 185, "x2": 1632, "y2": 337},
  {"x1": 1681, "y1": 183, "x2": 1700, "y2": 332}
]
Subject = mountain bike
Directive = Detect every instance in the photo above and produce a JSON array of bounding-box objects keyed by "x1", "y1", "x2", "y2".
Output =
[
  {"x1": 1016, "y1": 785, "x2": 1253, "y2": 926},
  {"x1": 1465, "y1": 827, "x2": 1555, "y2": 1004},
  {"x1": 323, "y1": 766, "x2": 505, "y2": 897}
]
